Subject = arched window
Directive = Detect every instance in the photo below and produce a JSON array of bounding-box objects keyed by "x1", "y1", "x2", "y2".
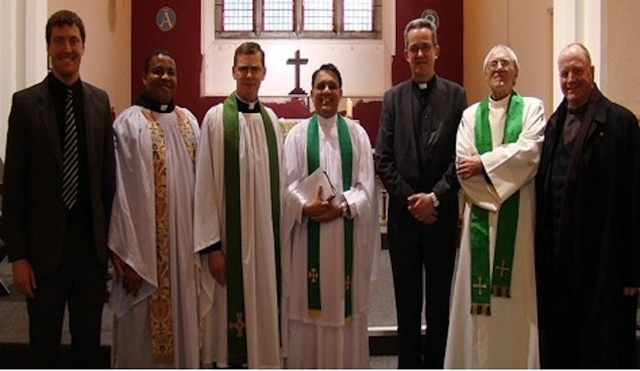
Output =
[{"x1": 215, "y1": 0, "x2": 381, "y2": 39}]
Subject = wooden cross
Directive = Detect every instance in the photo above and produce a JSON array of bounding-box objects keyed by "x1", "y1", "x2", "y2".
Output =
[
  {"x1": 308, "y1": 268, "x2": 319, "y2": 283},
  {"x1": 287, "y1": 50, "x2": 308, "y2": 95},
  {"x1": 473, "y1": 276, "x2": 488, "y2": 295},
  {"x1": 228, "y1": 312, "x2": 245, "y2": 338},
  {"x1": 495, "y1": 260, "x2": 511, "y2": 277}
]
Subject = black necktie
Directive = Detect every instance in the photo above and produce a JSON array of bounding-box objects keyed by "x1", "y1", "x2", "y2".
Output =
[{"x1": 62, "y1": 89, "x2": 79, "y2": 209}]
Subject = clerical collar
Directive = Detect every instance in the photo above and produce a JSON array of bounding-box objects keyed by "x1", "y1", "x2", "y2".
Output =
[
  {"x1": 412, "y1": 76, "x2": 436, "y2": 90},
  {"x1": 235, "y1": 94, "x2": 260, "y2": 113},
  {"x1": 135, "y1": 91, "x2": 175, "y2": 113}
]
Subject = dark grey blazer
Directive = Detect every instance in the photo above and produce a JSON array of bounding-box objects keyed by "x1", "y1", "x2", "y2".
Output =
[
  {"x1": 3, "y1": 78, "x2": 116, "y2": 279},
  {"x1": 376, "y1": 76, "x2": 467, "y2": 247}
]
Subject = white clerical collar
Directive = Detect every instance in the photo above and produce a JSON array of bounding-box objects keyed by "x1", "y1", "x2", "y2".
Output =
[
  {"x1": 419, "y1": 83, "x2": 428, "y2": 90},
  {"x1": 235, "y1": 94, "x2": 259, "y2": 110}
]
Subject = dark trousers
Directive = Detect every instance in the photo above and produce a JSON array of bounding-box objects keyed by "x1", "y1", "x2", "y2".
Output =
[
  {"x1": 389, "y1": 228, "x2": 456, "y2": 369},
  {"x1": 27, "y1": 219, "x2": 106, "y2": 368}
]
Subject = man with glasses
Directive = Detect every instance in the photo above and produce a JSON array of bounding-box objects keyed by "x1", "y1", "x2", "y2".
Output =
[
  {"x1": 194, "y1": 41, "x2": 285, "y2": 368},
  {"x1": 445, "y1": 44, "x2": 545, "y2": 368},
  {"x1": 375, "y1": 18, "x2": 467, "y2": 368},
  {"x1": 282, "y1": 63, "x2": 378, "y2": 368}
]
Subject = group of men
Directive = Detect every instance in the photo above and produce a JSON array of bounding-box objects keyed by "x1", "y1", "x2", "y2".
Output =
[
  {"x1": 2, "y1": 9, "x2": 638, "y2": 370},
  {"x1": 376, "y1": 18, "x2": 639, "y2": 369}
]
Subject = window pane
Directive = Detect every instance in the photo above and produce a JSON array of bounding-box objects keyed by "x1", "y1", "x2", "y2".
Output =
[
  {"x1": 223, "y1": 0, "x2": 253, "y2": 31},
  {"x1": 303, "y1": 0, "x2": 333, "y2": 31},
  {"x1": 264, "y1": 0, "x2": 293, "y2": 31},
  {"x1": 344, "y1": 0, "x2": 372, "y2": 31}
]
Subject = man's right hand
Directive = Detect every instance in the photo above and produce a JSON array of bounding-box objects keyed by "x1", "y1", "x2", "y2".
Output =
[
  {"x1": 12, "y1": 259, "x2": 36, "y2": 299},
  {"x1": 208, "y1": 250, "x2": 226, "y2": 286}
]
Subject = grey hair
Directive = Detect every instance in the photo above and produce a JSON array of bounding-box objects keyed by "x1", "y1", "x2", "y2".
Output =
[
  {"x1": 403, "y1": 18, "x2": 438, "y2": 47},
  {"x1": 482, "y1": 44, "x2": 519, "y2": 72}
]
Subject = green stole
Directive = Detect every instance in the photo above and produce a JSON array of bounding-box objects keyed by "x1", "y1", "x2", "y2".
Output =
[
  {"x1": 306, "y1": 114, "x2": 354, "y2": 319},
  {"x1": 470, "y1": 92, "x2": 523, "y2": 316},
  {"x1": 222, "y1": 93, "x2": 281, "y2": 365}
]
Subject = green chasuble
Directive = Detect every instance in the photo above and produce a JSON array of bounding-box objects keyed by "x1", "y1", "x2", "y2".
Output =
[
  {"x1": 306, "y1": 114, "x2": 354, "y2": 319},
  {"x1": 470, "y1": 92, "x2": 523, "y2": 316},
  {"x1": 222, "y1": 93, "x2": 281, "y2": 365}
]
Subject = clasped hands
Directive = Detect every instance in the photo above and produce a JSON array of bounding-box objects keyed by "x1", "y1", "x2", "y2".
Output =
[
  {"x1": 303, "y1": 186, "x2": 344, "y2": 223},
  {"x1": 407, "y1": 193, "x2": 438, "y2": 225}
]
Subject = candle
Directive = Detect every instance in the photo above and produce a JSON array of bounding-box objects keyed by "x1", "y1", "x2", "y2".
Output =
[{"x1": 346, "y1": 98, "x2": 353, "y2": 118}]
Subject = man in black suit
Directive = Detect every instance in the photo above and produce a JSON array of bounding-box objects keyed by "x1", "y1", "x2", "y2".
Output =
[
  {"x1": 375, "y1": 18, "x2": 467, "y2": 369},
  {"x1": 3, "y1": 10, "x2": 115, "y2": 368}
]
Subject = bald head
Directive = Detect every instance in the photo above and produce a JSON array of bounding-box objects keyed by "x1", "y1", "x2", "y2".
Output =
[{"x1": 557, "y1": 43, "x2": 595, "y2": 109}]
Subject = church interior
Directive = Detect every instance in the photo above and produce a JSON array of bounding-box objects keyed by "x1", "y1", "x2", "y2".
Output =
[{"x1": 1, "y1": 0, "x2": 640, "y2": 367}]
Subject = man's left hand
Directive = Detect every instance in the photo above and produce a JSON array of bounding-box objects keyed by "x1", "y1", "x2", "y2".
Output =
[{"x1": 623, "y1": 286, "x2": 638, "y2": 296}]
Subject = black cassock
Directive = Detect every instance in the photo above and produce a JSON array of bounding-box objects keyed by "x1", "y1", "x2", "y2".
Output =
[{"x1": 535, "y1": 87, "x2": 640, "y2": 368}]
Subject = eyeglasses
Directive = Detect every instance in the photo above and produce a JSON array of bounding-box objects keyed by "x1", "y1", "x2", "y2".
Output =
[
  {"x1": 407, "y1": 43, "x2": 433, "y2": 55},
  {"x1": 322, "y1": 170, "x2": 338, "y2": 201},
  {"x1": 236, "y1": 65, "x2": 264, "y2": 76},
  {"x1": 487, "y1": 59, "x2": 513, "y2": 71}
]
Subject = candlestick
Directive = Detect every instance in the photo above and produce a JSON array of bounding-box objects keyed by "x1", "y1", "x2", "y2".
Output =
[{"x1": 346, "y1": 98, "x2": 353, "y2": 118}]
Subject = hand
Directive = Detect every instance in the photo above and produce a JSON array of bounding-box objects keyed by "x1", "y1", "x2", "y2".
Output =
[
  {"x1": 111, "y1": 253, "x2": 143, "y2": 297},
  {"x1": 407, "y1": 193, "x2": 438, "y2": 225},
  {"x1": 12, "y1": 259, "x2": 36, "y2": 299},
  {"x1": 311, "y1": 202, "x2": 343, "y2": 223},
  {"x1": 303, "y1": 186, "x2": 341, "y2": 222},
  {"x1": 208, "y1": 250, "x2": 226, "y2": 286},
  {"x1": 622, "y1": 286, "x2": 638, "y2": 296},
  {"x1": 303, "y1": 186, "x2": 331, "y2": 217},
  {"x1": 457, "y1": 155, "x2": 483, "y2": 180}
]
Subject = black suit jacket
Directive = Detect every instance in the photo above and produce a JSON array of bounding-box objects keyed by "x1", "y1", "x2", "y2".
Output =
[
  {"x1": 3, "y1": 77, "x2": 116, "y2": 279},
  {"x1": 376, "y1": 77, "x2": 466, "y2": 246}
]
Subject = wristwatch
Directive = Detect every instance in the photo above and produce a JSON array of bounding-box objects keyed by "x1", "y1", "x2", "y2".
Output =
[{"x1": 429, "y1": 192, "x2": 440, "y2": 208}]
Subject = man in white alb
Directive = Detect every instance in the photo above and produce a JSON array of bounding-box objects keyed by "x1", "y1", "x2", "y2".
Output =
[
  {"x1": 282, "y1": 63, "x2": 378, "y2": 368},
  {"x1": 445, "y1": 44, "x2": 545, "y2": 368},
  {"x1": 194, "y1": 41, "x2": 286, "y2": 368}
]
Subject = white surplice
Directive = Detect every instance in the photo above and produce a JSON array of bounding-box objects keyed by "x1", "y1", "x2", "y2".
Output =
[
  {"x1": 445, "y1": 95, "x2": 545, "y2": 369},
  {"x1": 194, "y1": 102, "x2": 286, "y2": 369},
  {"x1": 282, "y1": 115, "x2": 379, "y2": 369},
  {"x1": 108, "y1": 105, "x2": 200, "y2": 368}
]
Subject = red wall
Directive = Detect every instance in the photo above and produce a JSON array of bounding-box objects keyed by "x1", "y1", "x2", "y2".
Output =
[
  {"x1": 393, "y1": 0, "x2": 464, "y2": 86},
  {"x1": 131, "y1": 1, "x2": 462, "y2": 145}
]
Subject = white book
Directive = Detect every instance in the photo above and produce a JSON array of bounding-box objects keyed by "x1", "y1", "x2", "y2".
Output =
[{"x1": 295, "y1": 167, "x2": 342, "y2": 204}]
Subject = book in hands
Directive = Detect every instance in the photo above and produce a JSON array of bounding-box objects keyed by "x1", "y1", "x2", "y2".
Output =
[{"x1": 296, "y1": 168, "x2": 342, "y2": 204}]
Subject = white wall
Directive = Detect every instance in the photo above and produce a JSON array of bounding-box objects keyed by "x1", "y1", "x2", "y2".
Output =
[
  {"x1": 463, "y1": 0, "x2": 554, "y2": 116},
  {"x1": 0, "y1": 0, "x2": 48, "y2": 157},
  {"x1": 49, "y1": 0, "x2": 131, "y2": 115},
  {"x1": 201, "y1": 0, "x2": 394, "y2": 100},
  {"x1": 602, "y1": 0, "x2": 640, "y2": 117}
]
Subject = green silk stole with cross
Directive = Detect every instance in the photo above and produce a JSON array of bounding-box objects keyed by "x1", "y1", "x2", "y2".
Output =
[
  {"x1": 470, "y1": 92, "x2": 523, "y2": 315},
  {"x1": 222, "y1": 93, "x2": 281, "y2": 365},
  {"x1": 306, "y1": 114, "x2": 354, "y2": 319}
]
